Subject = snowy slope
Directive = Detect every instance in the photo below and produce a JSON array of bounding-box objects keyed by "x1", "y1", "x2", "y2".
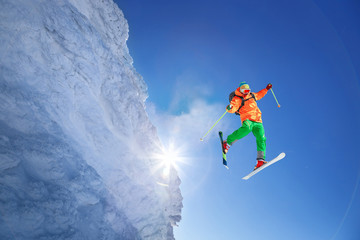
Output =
[{"x1": 0, "y1": 0, "x2": 182, "y2": 239}]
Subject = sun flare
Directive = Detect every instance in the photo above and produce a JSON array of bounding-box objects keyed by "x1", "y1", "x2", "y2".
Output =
[{"x1": 152, "y1": 140, "x2": 187, "y2": 179}]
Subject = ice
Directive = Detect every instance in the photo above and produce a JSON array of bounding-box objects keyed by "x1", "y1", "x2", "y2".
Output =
[{"x1": 0, "y1": 0, "x2": 182, "y2": 239}]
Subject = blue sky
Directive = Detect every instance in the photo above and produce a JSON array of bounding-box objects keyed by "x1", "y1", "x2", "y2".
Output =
[{"x1": 116, "y1": 0, "x2": 360, "y2": 239}]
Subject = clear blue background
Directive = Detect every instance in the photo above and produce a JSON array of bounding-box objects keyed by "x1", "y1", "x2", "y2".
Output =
[{"x1": 116, "y1": 0, "x2": 360, "y2": 239}]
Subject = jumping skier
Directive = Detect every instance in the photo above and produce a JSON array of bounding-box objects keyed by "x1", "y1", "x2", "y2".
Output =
[{"x1": 222, "y1": 82, "x2": 273, "y2": 170}]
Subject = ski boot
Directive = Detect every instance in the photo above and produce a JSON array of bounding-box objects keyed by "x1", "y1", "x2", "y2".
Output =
[
  {"x1": 254, "y1": 158, "x2": 267, "y2": 170},
  {"x1": 222, "y1": 141, "x2": 230, "y2": 154}
]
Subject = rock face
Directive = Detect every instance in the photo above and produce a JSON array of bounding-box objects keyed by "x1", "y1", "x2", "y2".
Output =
[{"x1": 0, "y1": 0, "x2": 182, "y2": 239}]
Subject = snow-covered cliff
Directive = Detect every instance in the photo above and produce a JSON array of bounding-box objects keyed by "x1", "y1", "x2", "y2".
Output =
[{"x1": 0, "y1": 0, "x2": 182, "y2": 239}]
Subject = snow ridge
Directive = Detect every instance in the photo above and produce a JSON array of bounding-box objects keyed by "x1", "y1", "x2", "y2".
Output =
[{"x1": 0, "y1": 0, "x2": 182, "y2": 239}]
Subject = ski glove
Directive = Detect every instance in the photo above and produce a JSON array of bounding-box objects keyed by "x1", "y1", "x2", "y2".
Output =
[
  {"x1": 266, "y1": 83, "x2": 272, "y2": 90},
  {"x1": 226, "y1": 105, "x2": 232, "y2": 111}
]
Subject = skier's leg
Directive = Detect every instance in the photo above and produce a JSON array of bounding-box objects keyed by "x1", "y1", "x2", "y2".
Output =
[
  {"x1": 252, "y1": 122, "x2": 266, "y2": 160},
  {"x1": 226, "y1": 120, "x2": 252, "y2": 145}
]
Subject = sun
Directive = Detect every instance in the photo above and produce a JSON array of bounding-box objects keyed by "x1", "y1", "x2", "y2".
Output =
[
  {"x1": 151, "y1": 139, "x2": 187, "y2": 180},
  {"x1": 158, "y1": 142, "x2": 182, "y2": 177}
]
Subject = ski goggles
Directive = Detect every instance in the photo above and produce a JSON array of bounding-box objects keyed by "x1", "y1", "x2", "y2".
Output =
[
  {"x1": 240, "y1": 84, "x2": 251, "y2": 94},
  {"x1": 241, "y1": 89, "x2": 251, "y2": 94}
]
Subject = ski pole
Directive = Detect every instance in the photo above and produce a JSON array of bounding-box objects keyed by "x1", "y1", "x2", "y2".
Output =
[
  {"x1": 270, "y1": 88, "x2": 281, "y2": 108},
  {"x1": 200, "y1": 110, "x2": 227, "y2": 141}
]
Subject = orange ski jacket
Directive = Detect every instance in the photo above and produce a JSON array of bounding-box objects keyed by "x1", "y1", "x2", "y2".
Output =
[{"x1": 227, "y1": 88, "x2": 268, "y2": 123}]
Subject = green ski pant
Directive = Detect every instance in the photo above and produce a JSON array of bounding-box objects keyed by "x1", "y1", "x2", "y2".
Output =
[{"x1": 226, "y1": 120, "x2": 267, "y2": 159}]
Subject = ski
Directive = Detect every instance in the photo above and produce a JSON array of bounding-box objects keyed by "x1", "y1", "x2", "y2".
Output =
[
  {"x1": 219, "y1": 131, "x2": 229, "y2": 169},
  {"x1": 242, "y1": 152, "x2": 286, "y2": 180}
]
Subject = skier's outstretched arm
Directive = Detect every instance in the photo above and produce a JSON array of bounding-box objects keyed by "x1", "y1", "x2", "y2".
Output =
[{"x1": 255, "y1": 83, "x2": 272, "y2": 100}]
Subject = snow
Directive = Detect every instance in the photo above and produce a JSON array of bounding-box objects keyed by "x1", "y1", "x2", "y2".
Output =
[{"x1": 0, "y1": 0, "x2": 182, "y2": 239}]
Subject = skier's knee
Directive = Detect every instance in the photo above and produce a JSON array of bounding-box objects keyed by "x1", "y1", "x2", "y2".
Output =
[{"x1": 256, "y1": 136, "x2": 266, "y2": 143}]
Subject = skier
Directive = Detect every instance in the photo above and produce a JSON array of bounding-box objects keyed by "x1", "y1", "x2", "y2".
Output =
[{"x1": 222, "y1": 82, "x2": 273, "y2": 170}]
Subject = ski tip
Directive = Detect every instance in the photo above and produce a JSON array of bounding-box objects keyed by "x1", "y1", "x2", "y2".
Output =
[{"x1": 223, "y1": 159, "x2": 229, "y2": 169}]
